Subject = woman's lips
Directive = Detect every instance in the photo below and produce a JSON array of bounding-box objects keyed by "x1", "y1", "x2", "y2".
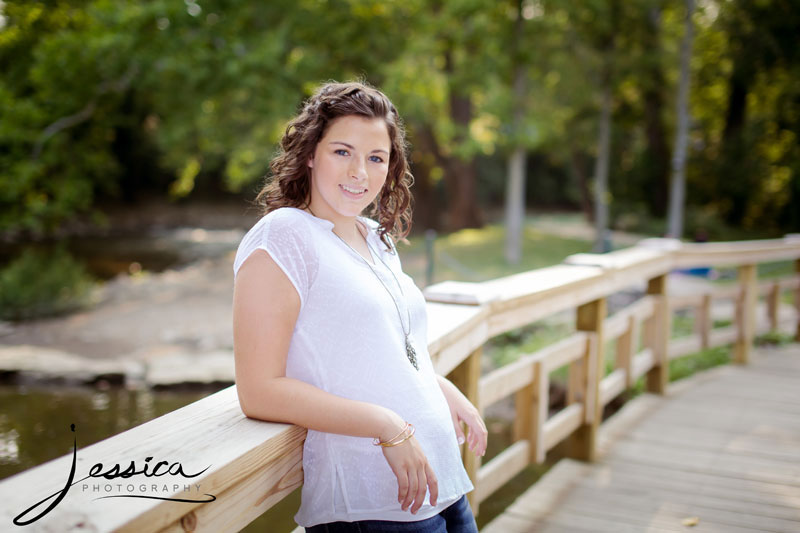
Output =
[{"x1": 340, "y1": 184, "x2": 367, "y2": 198}]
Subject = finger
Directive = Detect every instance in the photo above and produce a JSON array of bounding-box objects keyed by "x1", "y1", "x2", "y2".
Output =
[
  {"x1": 452, "y1": 411, "x2": 465, "y2": 445},
  {"x1": 425, "y1": 462, "x2": 439, "y2": 507},
  {"x1": 411, "y1": 465, "x2": 427, "y2": 514},
  {"x1": 396, "y1": 468, "x2": 410, "y2": 508},
  {"x1": 403, "y1": 466, "x2": 418, "y2": 511}
]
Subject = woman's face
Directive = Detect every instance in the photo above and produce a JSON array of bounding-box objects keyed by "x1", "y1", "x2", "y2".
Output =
[{"x1": 307, "y1": 115, "x2": 391, "y2": 221}]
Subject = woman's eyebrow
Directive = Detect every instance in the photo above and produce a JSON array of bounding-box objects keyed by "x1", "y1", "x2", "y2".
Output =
[{"x1": 329, "y1": 141, "x2": 389, "y2": 156}]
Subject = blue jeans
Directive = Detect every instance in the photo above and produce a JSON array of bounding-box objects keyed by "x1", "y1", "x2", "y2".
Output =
[{"x1": 304, "y1": 494, "x2": 479, "y2": 533}]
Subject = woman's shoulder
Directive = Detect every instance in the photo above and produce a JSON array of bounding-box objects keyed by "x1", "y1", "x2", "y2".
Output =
[
  {"x1": 246, "y1": 207, "x2": 319, "y2": 235},
  {"x1": 263, "y1": 206, "x2": 311, "y2": 224}
]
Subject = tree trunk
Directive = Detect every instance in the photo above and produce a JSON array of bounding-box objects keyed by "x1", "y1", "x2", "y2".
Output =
[
  {"x1": 442, "y1": 50, "x2": 482, "y2": 231},
  {"x1": 642, "y1": 7, "x2": 671, "y2": 218},
  {"x1": 570, "y1": 148, "x2": 593, "y2": 224},
  {"x1": 667, "y1": 0, "x2": 694, "y2": 240},
  {"x1": 505, "y1": 147, "x2": 525, "y2": 263},
  {"x1": 593, "y1": 81, "x2": 612, "y2": 253},
  {"x1": 409, "y1": 124, "x2": 443, "y2": 232},
  {"x1": 505, "y1": 0, "x2": 527, "y2": 265}
]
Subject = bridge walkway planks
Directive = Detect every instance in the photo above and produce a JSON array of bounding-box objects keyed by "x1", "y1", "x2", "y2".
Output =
[{"x1": 481, "y1": 344, "x2": 800, "y2": 533}]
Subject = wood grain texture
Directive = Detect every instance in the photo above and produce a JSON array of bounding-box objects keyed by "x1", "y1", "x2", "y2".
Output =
[{"x1": 481, "y1": 345, "x2": 800, "y2": 533}]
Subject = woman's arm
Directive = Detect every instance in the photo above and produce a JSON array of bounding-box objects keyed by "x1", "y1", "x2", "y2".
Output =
[
  {"x1": 233, "y1": 249, "x2": 437, "y2": 514},
  {"x1": 435, "y1": 374, "x2": 488, "y2": 457}
]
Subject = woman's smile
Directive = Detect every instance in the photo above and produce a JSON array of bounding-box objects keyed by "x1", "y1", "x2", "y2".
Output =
[{"x1": 340, "y1": 184, "x2": 368, "y2": 199}]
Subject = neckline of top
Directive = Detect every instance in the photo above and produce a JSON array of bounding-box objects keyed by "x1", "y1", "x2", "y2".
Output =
[{"x1": 290, "y1": 207, "x2": 380, "y2": 266}]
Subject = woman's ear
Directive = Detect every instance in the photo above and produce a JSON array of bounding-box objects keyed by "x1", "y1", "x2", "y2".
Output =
[{"x1": 307, "y1": 155, "x2": 314, "y2": 168}]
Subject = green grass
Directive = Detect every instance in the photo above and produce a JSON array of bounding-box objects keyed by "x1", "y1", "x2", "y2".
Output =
[
  {"x1": 712, "y1": 260, "x2": 797, "y2": 284},
  {"x1": 483, "y1": 320, "x2": 574, "y2": 369},
  {"x1": 668, "y1": 346, "x2": 731, "y2": 381},
  {"x1": 398, "y1": 223, "x2": 593, "y2": 287},
  {"x1": 0, "y1": 246, "x2": 96, "y2": 320}
]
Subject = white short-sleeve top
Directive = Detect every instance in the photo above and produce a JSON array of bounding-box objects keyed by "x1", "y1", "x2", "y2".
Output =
[{"x1": 232, "y1": 207, "x2": 474, "y2": 527}]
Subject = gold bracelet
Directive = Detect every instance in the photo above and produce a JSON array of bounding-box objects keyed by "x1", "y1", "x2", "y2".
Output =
[
  {"x1": 378, "y1": 424, "x2": 416, "y2": 447},
  {"x1": 373, "y1": 422, "x2": 410, "y2": 447}
]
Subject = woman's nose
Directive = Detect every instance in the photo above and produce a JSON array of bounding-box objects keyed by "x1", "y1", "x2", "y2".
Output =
[{"x1": 348, "y1": 157, "x2": 368, "y2": 180}]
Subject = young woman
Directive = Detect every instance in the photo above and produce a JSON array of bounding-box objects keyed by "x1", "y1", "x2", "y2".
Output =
[{"x1": 232, "y1": 81, "x2": 487, "y2": 532}]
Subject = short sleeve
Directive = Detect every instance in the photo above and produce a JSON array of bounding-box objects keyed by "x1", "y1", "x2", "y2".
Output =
[{"x1": 232, "y1": 209, "x2": 318, "y2": 308}]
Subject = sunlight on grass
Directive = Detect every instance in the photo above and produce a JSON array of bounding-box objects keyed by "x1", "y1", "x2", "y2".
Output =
[{"x1": 398, "y1": 223, "x2": 593, "y2": 287}]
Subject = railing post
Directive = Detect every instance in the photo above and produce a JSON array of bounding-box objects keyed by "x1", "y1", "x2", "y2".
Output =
[
  {"x1": 766, "y1": 281, "x2": 780, "y2": 332},
  {"x1": 567, "y1": 297, "x2": 605, "y2": 462},
  {"x1": 734, "y1": 264, "x2": 757, "y2": 364},
  {"x1": 515, "y1": 360, "x2": 547, "y2": 464},
  {"x1": 448, "y1": 346, "x2": 482, "y2": 514},
  {"x1": 616, "y1": 315, "x2": 636, "y2": 387},
  {"x1": 697, "y1": 293, "x2": 712, "y2": 349},
  {"x1": 645, "y1": 274, "x2": 669, "y2": 394}
]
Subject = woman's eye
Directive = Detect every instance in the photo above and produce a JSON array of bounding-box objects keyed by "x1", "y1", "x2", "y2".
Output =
[
  {"x1": 334, "y1": 149, "x2": 349, "y2": 156},
  {"x1": 369, "y1": 155, "x2": 384, "y2": 163}
]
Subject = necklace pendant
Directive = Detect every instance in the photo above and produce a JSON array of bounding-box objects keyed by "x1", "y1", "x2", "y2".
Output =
[{"x1": 405, "y1": 336, "x2": 419, "y2": 370}]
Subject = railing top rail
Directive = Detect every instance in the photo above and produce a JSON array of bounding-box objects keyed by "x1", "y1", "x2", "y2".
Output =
[{"x1": 0, "y1": 387, "x2": 304, "y2": 532}]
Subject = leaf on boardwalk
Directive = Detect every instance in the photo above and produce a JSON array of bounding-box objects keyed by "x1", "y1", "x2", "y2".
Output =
[{"x1": 681, "y1": 516, "x2": 700, "y2": 527}]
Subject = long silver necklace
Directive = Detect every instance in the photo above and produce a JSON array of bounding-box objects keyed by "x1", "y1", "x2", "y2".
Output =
[{"x1": 308, "y1": 208, "x2": 419, "y2": 370}]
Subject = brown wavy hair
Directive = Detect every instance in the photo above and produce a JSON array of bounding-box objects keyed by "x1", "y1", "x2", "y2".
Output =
[{"x1": 254, "y1": 81, "x2": 413, "y2": 251}]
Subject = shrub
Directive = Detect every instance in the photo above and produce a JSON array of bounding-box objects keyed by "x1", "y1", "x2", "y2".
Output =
[{"x1": 0, "y1": 245, "x2": 95, "y2": 320}]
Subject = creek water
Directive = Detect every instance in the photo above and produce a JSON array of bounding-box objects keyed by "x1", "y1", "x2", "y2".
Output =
[{"x1": 0, "y1": 226, "x2": 244, "y2": 280}]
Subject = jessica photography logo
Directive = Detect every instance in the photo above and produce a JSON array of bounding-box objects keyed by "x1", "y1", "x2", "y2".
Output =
[{"x1": 13, "y1": 424, "x2": 216, "y2": 527}]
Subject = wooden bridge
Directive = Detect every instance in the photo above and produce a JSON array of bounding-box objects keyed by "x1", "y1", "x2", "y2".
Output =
[
  {"x1": 1, "y1": 235, "x2": 799, "y2": 532},
  {"x1": 481, "y1": 344, "x2": 800, "y2": 532}
]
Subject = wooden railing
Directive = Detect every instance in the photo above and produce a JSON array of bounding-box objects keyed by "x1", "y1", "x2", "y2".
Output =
[{"x1": 2, "y1": 235, "x2": 799, "y2": 532}]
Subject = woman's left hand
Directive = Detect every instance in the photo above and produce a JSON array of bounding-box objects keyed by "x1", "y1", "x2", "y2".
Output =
[{"x1": 436, "y1": 375, "x2": 488, "y2": 457}]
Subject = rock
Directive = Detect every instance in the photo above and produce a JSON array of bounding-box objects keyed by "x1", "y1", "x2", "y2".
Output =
[
  {"x1": 0, "y1": 345, "x2": 141, "y2": 386},
  {"x1": 143, "y1": 349, "x2": 235, "y2": 387}
]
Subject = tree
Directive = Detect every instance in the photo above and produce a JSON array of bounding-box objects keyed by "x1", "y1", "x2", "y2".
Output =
[{"x1": 667, "y1": 0, "x2": 694, "y2": 239}]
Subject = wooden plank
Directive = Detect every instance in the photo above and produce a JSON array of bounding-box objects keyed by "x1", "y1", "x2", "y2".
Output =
[
  {"x1": 543, "y1": 403, "x2": 584, "y2": 452},
  {"x1": 531, "y1": 360, "x2": 548, "y2": 463},
  {"x1": 484, "y1": 348, "x2": 800, "y2": 533},
  {"x1": 480, "y1": 354, "x2": 535, "y2": 410},
  {"x1": 599, "y1": 368, "x2": 626, "y2": 407},
  {"x1": 605, "y1": 440, "x2": 800, "y2": 487},
  {"x1": 556, "y1": 485, "x2": 800, "y2": 532},
  {"x1": 448, "y1": 347, "x2": 482, "y2": 513},
  {"x1": 711, "y1": 283, "x2": 743, "y2": 300},
  {"x1": 480, "y1": 459, "x2": 591, "y2": 533},
  {"x1": 672, "y1": 238, "x2": 800, "y2": 268},
  {"x1": 708, "y1": 325, "x2": 738, "y2": 347},
  {"x1": 734, "y1": 264, "x2": 757, "y2": 364},
  {"x1": 698, "y1": 293, "x2": 712, "y2": 349},
  {"x1": 567, "y1": 298, "x2": 605, "y2": 462},
  {"x1": 616, "y1": 315, "x2": 635, "y2": 388},
  {"x1": 624, "y1": 422, "x2": 800, "y2": 463},
  {"x1": 0, "y1": 386, "x2": 307, "y2": 533},
  {"x1": 669, "y1": 292, "x2": 704, "y2": 310},
  {"x1": 586, "y1": 458, "x2": 800, "y2": 506},
  {"x1": 540, "y1": 332, "x2": 590, "y2": 373},
  {"x1": 475, "y1": 440, "x2": 530, "y2": 504},
  {"x1": 631, "y1": 348, "x2": 654, "y2": 380},
  {"x1": 429, "y1": 306, "x2": 489, "y2": 376},
  {"x1": 159, "y1": 442, "x2": 303, "y2": 533},
  {"x1": 645, "y1": 276, "x2": 669, "y2": 394},
  {"x1": 667, "y1": 334, "x2": 702, "y2": 360},
  {"x1": 776, "y1": 273, "x2": 800, "y2": 291},
  {"x1": 603, "y1": 308, "x2": 630, "y2": 340}
]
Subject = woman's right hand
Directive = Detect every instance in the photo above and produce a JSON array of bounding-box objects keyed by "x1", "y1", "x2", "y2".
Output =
[{"x1": 378, "y1": 420, "x2": 439, "y2": 514}]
